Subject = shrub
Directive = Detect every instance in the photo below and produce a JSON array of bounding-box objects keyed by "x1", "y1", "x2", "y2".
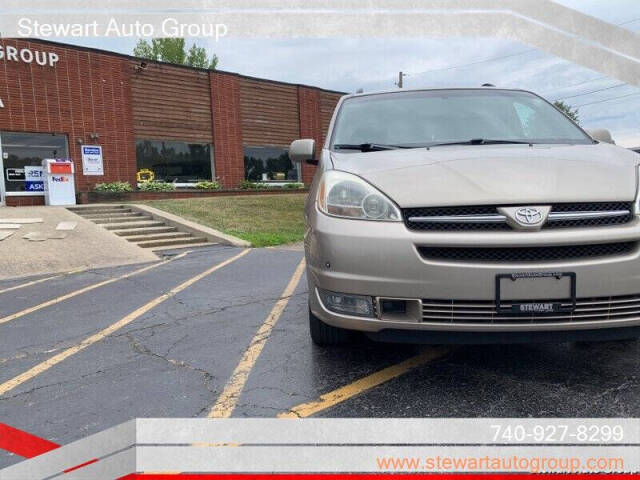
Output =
[
  {"x1": 239, "y1": 181, "x2": 281, "y2": 190},
  {"x1": 93, "y1": 181, "x2": 133, "y2": 193},
  {"x1": 239, "y1": 180, "x2": 258, "y2": 189},
  {"x1": 194, "y1": 180, "x2": 220, "y2": 190},
  {"x1": 138, "y1": 181, "x2": 176, "y2": 192},
  {"x1": 283, "y1": 182, "x2": 304, "y2": 189}
]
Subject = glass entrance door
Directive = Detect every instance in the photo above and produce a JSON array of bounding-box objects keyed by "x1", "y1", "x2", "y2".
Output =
[{"x1": 0, "y1": 132, "x2": 69, "y2": 204}]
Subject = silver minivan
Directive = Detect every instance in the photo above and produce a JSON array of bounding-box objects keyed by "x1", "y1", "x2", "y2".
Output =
[{"x1": 290, "y1": 87, "x2": 640, "y2": 345}]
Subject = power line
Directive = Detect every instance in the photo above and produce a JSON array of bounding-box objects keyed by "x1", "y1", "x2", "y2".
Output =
[
  {"x1": 405, "y1": 16, "x2": 638, "y2": 87},
  {"x1": 411, "y1": 48, "x2": 537, "y2": 76},
  {"x1": 540, "y1": 12, "x2": 638, "y2": 97},
  {"x1": 540, "y1": 75, "x2": 609, "y2": 96},
  {"x1": 554, "y1": 82, "x2": 627, "y2": 101},
  {"x1": 618, "y1": 17, "x2": 640, "y2": 26},
  {"x1": 574, "y1": 92, "x2": 640, "y2": 108}
]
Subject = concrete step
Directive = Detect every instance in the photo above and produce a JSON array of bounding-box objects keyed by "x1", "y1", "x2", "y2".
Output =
[
  {"x1": 92, "y1": 216, "x2": 153, "y2": 225},
  {"x1": 113, "y1": 226, "x2": 178, "y2": 237},
  {"x1": 104, "y1": 221, "x2": 166, "y2": 230},
  {"x1": 81, "y1": 211, "x2": 139, "y2": 219},
  {"x1": 136, "y1": 236, "x2": 209, "y2": 249},
  {"x1": 69, "y1": 206, "x2": 128, "y2": 214},
  {"x1": 80, "y1": 211, "x2": 134, "y2": 217},
  {"x1": 127, "y1": 232, "x2": 194, "y2": 243},
  {"x1": 150, "y1": 241, "x2": 219, "y2": 251}
]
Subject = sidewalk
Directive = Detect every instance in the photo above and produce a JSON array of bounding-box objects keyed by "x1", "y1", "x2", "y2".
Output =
[{"x1": 0, "y1": 206, "x2": 158, "y2": 280}]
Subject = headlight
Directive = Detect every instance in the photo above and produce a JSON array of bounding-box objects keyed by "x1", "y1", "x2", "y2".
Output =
[{"x1": 317, "y1": 170, "x2": 401, "y2": 221}]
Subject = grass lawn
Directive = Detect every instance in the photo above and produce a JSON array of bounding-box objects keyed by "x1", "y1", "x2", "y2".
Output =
[{"x1": 144, "y1": 194, "x2": 307, "y2": 247}]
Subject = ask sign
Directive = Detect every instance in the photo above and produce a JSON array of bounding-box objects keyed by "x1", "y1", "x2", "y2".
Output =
[{"x1": 25, "y1": 166, "x2": 44, "y2": 192}]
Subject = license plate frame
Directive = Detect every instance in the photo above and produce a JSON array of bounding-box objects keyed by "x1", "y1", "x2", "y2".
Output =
[{"x1": 495, "y1": 272, "x2": 576, "y2": 315}]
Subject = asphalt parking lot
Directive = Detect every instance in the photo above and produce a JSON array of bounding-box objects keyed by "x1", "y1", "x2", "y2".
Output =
[{"x1": 1, "y1": 245, "x2": 639, "y2": 468}]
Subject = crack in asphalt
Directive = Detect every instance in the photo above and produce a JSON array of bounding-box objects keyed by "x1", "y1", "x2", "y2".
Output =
[
  {"x1": 155, "y1": 291, "x2": 309, "y2": 322},
  {"x1": 0, "y1": 289, "x2": 306, "y2": 368},
  {"x1": 124, "y1": 332, "x2": 218, "y2": 411},
  {"x1": 243, "y1": 385, "x2": 315, "y2": 401},
  {"x1": 109, "y1": 322, "x2": 171, "y2": 339},
  {"x1": 0, "y1": 367, "x2": 108, "y2": 401},
  {"x1": 107, "y1": 291, "x2": 310, "y2": 342},
  {"x1": 0, "y1": 352, "x2": 29, "y2": 365},
  {"x1": 233, "y1": 401, "x2": 301, "y2": 417},
  {"x1": 0, "y1": 380, "x2": 70, "y2": 401}
]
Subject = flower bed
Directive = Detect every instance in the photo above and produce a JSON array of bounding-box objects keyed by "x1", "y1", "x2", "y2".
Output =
[{"x1": 77, "y1": 188, "x2": 308, "y2": 204}]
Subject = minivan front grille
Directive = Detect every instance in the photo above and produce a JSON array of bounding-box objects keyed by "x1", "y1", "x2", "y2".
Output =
[
  {"x1": 404, "y1": 205, "x2": 510, "y2": 231},
  {"x1": 421, "y1": 294, "x2": 640, "y2": 324},
  {"x1": 544, "y1": 202, "x2": 633, "y2": 229},
  {"x1": 403, "y1": 202, "x2": 633, "y2": 231},
  {"x1": 417, "y1": 242, "x2": 636, "y2": 263}
]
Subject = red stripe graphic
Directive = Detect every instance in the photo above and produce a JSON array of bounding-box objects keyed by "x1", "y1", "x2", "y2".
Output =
[
  {"x1": 118, "y1": 474, "x2": 640, "y2": 479},
  {"x1": 0, "y1": 423, "x2": 60, "y2": 458},
  {"x1": 63, "y1": 458, "x2": 99, "y2": 473}
]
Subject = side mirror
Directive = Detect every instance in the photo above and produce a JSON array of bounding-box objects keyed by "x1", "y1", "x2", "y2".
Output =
[
  {"x1": 586, "y1": 128, "x2": 616, "y2": 144},
  {"x1": 289, "y1": 139, "x2": 317, "y2": 165}
]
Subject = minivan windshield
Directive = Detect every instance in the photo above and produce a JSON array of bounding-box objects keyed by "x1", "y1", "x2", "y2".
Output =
[{"x1": 330, "y1": 89, "x2": 592, "y2": 150}]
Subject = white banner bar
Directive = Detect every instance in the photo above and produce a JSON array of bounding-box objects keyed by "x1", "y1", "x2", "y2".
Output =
[
  {"x1": 135, "y1": 418, "x2": 640, "y2": 445},
  {"x1": 2, "y1": 419, "x2": 639, "y2": 479},
  {"x1": 138, "y1": 445, "x2": 638, "y2": 473}
]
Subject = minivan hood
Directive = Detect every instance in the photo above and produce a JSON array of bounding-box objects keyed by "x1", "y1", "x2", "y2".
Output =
[{"x1": 330, "y1": 144, "x2": 639, "y2": 208}]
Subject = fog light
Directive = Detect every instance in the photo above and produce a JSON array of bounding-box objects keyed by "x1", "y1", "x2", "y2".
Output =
[
  {"x1": 318, "y1": 289, "x2": 374, "y2": 317},
  {"x1": 381, "y1": 299, "x2": 407, "y2": 314}
]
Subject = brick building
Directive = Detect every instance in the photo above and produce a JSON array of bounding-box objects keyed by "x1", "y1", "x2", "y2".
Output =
[{"x1": 0, "y1": 39, "x2": 343, "y2": 206}]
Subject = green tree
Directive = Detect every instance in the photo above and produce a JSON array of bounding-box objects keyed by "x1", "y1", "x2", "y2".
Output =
[
  {"x1": 553, "y1": 100, "x2": 580, "y2": 124},
  {"x1": 186, "y1": 44, "x2": 219, "y2": 69},
  {"x1": 132, "y1": 39, "x2": 154, "y2": 59},
  {"x1": 133, "y1": 38, "x2": 218, "y2": 69}
]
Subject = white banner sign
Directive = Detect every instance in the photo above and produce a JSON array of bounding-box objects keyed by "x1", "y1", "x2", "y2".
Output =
[
  {"x1": 81, "y1": 145, "x2": 103, "y2": 175},
  {"x1": 1, "y1": 419, "x2": 639, "y2": 479}
]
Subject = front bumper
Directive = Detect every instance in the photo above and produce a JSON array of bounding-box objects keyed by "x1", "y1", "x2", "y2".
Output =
[{"x1": 306, "y1": 206, "x2": 640, "y2": 335}]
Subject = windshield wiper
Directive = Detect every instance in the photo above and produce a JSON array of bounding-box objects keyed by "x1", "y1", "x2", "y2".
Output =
[
  {"x1": 427, "y1": 138, "x2": 533, "y2": 148},
  {"x1": 333, "y1": 143, "x2": 404, "y2": 152}
]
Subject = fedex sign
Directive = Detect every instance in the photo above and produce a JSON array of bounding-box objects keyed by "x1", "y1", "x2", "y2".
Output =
[{"x1": 43, "y1": 158, "x2": 75, "y2": 206}]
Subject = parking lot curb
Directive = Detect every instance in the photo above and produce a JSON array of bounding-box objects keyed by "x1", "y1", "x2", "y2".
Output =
[{"x1": 126, "y1": 204, "x2": 252, "y2": 248}]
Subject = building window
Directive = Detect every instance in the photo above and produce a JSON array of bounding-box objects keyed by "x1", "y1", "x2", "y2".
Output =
[
  {"x1": 1, "y1": 132, "x2": 68, "y2": 193},
  {"x1": 135, "y1": 140, "x2": 213, "y2": 184},
  {"x1": 244, "y1": 146, "x2": 300, "y2": 182}
]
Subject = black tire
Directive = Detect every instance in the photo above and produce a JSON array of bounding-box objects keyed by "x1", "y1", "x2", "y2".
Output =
[{"x1": 309, "y1": 308, "x2": 353, "y2": 345}]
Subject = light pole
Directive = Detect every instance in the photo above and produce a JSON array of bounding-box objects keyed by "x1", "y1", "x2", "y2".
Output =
[{"x1": 396, "y1": 71, "x2": 408, "y2": 88}]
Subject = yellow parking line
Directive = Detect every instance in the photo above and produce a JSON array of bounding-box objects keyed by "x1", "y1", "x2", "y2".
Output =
[
  {"x1": 278, "y1": 346, "x2": 451, "y2": 418},
  {"x1": 209, "y1": 257, "x2": 306, "y2": 418},
  {"x1": 0, "y1": 253, "x2": 193, "y2": 327},
  {"x1": 0, "y1": 249, "x2": 250, "y2": 397},
  {"x1": 0, "y1": 274, "x2": 63, "y2": 295},
  {"x1": 0, "y1": 267, "x2": 93, "y2": 296}
]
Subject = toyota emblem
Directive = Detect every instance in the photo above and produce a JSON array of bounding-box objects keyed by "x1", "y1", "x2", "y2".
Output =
[{"x1": 515, "y1": 207, "x2": 543, "y2": 225}]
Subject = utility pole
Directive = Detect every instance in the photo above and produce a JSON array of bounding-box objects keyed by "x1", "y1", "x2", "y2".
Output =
[{"x1": 395, "y1": 71, "x2": 408, "y2": 88}]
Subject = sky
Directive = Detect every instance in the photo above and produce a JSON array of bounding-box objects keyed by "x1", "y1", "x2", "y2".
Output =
[{"x1": 56, "y1": 1, "x2": 640, "y2": 147}]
